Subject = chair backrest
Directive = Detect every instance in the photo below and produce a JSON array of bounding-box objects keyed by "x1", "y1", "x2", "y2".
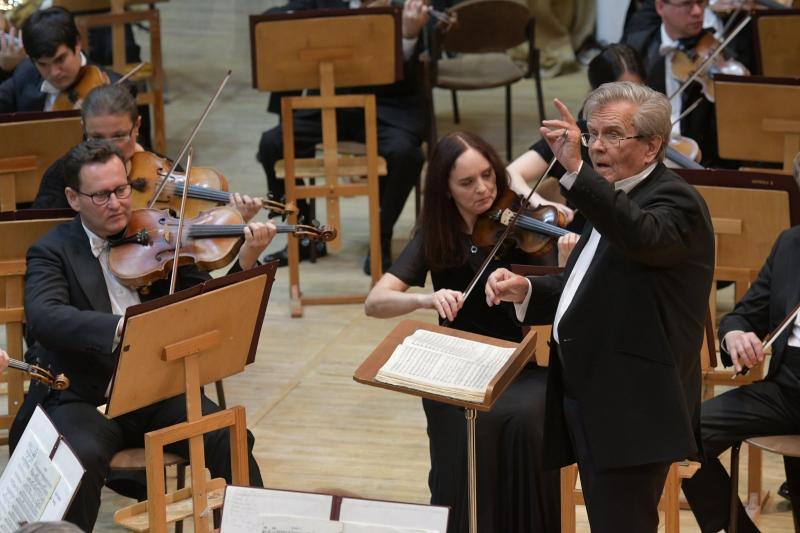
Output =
[{"x1": 439, "y1": 0, "x2": 532, "y2": 54}]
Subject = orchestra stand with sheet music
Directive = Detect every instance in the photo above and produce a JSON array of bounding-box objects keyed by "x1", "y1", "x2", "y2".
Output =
[
  {"x1": 249, "y1": 8, "x2": 401, "y2": 316},
  {"x1": 0, "y1": 209, "x2": 74, "y2": 445},
  {"x1": 714, "y1": 74, "x2": 800, "y2": 174},
  {"x1": 0, "y1": 111, "x2": 82, "y2": 211},
  {"x1": 354, "y1": 319, "x2": 538, "y2": 533},
  {"x1": 107, "y1": 263, "x2": 277, "y2": 533}
]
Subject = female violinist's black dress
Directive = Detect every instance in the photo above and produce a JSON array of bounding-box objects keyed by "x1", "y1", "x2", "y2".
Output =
[{"x1": 388, "y1": 232, "x2": 560, "y2": 533}]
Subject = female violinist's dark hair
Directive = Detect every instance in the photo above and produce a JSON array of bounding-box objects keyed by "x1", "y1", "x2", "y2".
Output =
[
  {"x1": 82, "y1": 84, "x2": 139, "y2": 124},
  {"x1": 419, "y1": 131, "x2": 510, "y2": 271},
  {"x1": 22, "y1": 7, "x2": 80, "y2": 61},
  {"x1": 63, "y1": 139, "x2": 125, "y2": 191},
  {"x1": 587, "y1": 43, "x2": 647, "y2": 90}
]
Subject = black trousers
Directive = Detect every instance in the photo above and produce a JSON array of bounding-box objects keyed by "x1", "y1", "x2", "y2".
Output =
[
  {"x1": 563, "y1": 397, "x2": 671, "y2": 533},
  {"x1": 44, "y1": 391, "x2": 263, "y2": 532},
  {"x1": 258, "y1": 108, "x2": 424, "y2": 251},
  {"x1": 682, "y1": 360, "x2": 800, "y2": 533}
]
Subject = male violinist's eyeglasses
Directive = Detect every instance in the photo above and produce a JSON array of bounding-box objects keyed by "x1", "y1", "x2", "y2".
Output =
[
  {"x1": 85, "y1": 125, "x2": 136, "y2": 144},
  {"x1": 580, "y1": 132, "x2": 644, "y2": 148},
  {"x1": 77, "y1": 183, "x2": 132, "y2": 205},
  {"x1": 662, "y1": 0, "x2": 708, "y2": 11}
]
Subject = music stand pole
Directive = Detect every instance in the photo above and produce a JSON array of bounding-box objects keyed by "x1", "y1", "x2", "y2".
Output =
[{"x1": 466, "y1": 408, "x2": 478, "y2": 533}]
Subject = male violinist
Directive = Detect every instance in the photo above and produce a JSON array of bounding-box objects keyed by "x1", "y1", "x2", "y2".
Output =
[
  {"x1": 31, "y1": 83, "x2": 264, "y2": 221},
  {"x1": 257, "y1": 0, "x2": 430, "y2": 274},
  {"x1": 0, "y1": 7, "x2": 117, "y2": 113},
  {"x1": 624, "y1": 0, "x2": 729, "y2": 166},
  {"x1": 681, "y1": 152, "x2": 800, "y2": 532},
  {"x1": 485, "y1": 82, "x2": 715, "y2": 532},
  {"x1": 13, "y1": 139, "x2": 275, "y2": 531}
]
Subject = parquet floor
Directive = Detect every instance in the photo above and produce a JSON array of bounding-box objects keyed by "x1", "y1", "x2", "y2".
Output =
[{"x1": 1, "y1": 0, "x2": 796, "y2": 531}]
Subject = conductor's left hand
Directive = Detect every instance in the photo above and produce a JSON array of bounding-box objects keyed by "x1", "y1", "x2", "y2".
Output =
[
  {"x1": 485, "y1": 268, "x2": 529, "y2": 306},
  {"x1": 238, "y1": 221, "x2": 277, "y2": 270}
]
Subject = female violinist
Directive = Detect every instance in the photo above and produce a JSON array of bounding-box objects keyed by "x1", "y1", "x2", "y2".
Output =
[
  {"x1": 32, "y1": 84, "x2": 265, "y2": 222},
  {"x1": 364, "y1": 131, "x2": 559, "y2": 533}
]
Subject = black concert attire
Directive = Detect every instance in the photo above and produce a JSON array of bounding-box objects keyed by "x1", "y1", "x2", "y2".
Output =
[
  {"x1": 388, "y1": 232, "x2": 559, "y2": 533},
  {"x1": 31, "y1": 156, "x2": 73, "y2": 212},
  {"x1": 518, "y1": 162, "x2": 715, "y2": 532},
  {"x1": 257, "y1": 0, "x2": 427, "y2": 262},
  {"x1": 683, "y1": 225, "x2": 800, "y2": 533},
  {"x1": 15, "y1": 217, "x2": 264, "y2": 531}
]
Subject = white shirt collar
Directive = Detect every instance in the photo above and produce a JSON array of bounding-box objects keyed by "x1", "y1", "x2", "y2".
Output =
[
  {"x1": 614, "y1": 162, "x2": 657, "y2": 194},
  {"x1": 81, "y1": 222, "x2": 108, "y2": 258},
  {"x1": 40, "y1": 52, "x2": 88, "y2": 95},
  {"x1": 659, "y1": 23, "x2": 680, "y2": 56}
]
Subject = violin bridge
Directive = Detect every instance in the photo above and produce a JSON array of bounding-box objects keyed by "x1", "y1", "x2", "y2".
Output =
[{"x1": 499, "y1": 209, "x2": 515, "y2": 226}]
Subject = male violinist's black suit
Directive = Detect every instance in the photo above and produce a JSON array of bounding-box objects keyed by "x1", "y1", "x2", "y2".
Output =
[
  {"x1": 257, "y1": 0, "x2": 427, "y2": 261},
  {"x1": 520, "y1": 162, "x2": 715, "y2": 532},
  {"x1": 683, "y1": 225, "x2": 800, "y2": 533},
  {"x1": 16, "y1": 216, "x2": 264, "y2": 531}
]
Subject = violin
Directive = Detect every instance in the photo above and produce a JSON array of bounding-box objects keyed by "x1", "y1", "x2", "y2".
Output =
[
  {"x1": 52, "y1": 64, "x2": 110, "y2": 111},
  {"x1": 107, "y1": 206, "x2": 337, "y2": 288},
  {"x1": 472, "y1": 189, "x2": 569, "y2": 257},
  {"x1": 669, "y1": 135, "x2": 702, "y2": 163},
  {"x1": 128, "y1": 151, "x2": 296, "y2": 219},
  {"x1": 5, "y1": 357, "x2": 69, "y2": 390}
]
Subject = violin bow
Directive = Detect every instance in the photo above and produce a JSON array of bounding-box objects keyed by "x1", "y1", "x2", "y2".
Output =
[
  {"x1": 168, "y1": 147, "x2": 195, "y2": 295},
  {"x1": 732, "y1": 301, "x2": 800, "y2": 379},
  {"x1": 116, "y1": 62, "x2": 146, "y2": 85},
  {"x1": 147, "y1": 70, "x2": 232, "y2": 209},
  {"x1": 443, "y1": 129, "x2": 569, "y2": 326},
  {"x1": 667, "y1": 15, "x2": 751, "y2": 103}
]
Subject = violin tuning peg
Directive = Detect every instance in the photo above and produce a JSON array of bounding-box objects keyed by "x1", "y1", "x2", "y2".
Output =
[{"x1": 310, "y1": 219, "x2": 321, "y2": 228}]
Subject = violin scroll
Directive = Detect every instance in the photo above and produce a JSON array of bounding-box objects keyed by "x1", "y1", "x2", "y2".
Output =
[{"x1": 293, "y1": 222, "x2": 337, "y2": 242}]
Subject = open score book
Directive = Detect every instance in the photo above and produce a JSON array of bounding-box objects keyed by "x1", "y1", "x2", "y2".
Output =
[{"x1": 375, "y1": 329, "x2": 517, "y2": 403}]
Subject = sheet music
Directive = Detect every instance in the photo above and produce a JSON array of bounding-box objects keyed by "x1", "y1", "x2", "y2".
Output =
[
  {"x1": 377, "y1": 329, "x2": 515, "y2": 401},
  {"x1": 0, "y1": 407, "x2": 83, "y2": 532},
  {"x1": 256, "y1": 516, "x2": 342, "y2": 533},
  {"x1": 340, "y1": 498, "x2": 448, "y2": 533},
  {"x1": 220, "y1": 486, "x2": 332, "y2": 533}
]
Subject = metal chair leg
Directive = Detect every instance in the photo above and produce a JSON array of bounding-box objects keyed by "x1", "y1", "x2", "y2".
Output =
[
  {"x1": 533, "y1": 48, "x2": 545, "y2": 121},
  {"x1": 505, "y1": 84, "x2": 513, "y2": 162},
  {"x1": 215, "y1": 379, "x2": 227, "y2": 409},
  {"x1": 451, "y1": 90, "x2": 460, "y2": 124},
  {"x1": 729, "y1": 441, "x2": 742, "y2": 533}
]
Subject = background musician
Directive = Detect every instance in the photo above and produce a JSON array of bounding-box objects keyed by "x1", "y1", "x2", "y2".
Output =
[
  {"x1": 257, "y1": 0, "x2": 429, "y2": 274},
  {"x1": 0, "y1": 7, "x2": 117, "y2": 113},
  {"x1": 13, "y1": 139, "x2": 274, "y2": 530},
  {"x1": 365, "y1": 131, "x2": 559, "y2": 533},
  {"x1": 485, "y1": 83, "x2": 715, "y2": 532},
  {"x1": 682, "y1": 152, "x2": 800, "y2": 532},
  {"x1": 32, "y1": 84, "x2": 263, "y2": 222}
]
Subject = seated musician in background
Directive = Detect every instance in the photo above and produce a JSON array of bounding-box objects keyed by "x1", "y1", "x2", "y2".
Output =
[
  {"x1": 485, "y1": 83, "x2": 715, "y2": 532},
  {"x1": 257, "y1": 0, "x2": 429, "y2": 274},
  {"x1": 0, "y1": 7, "x2": 117, "y2": 113},
  {"x1": 365, "y1": 131, "x2": 559, "y2": 533},
  {"x1": 508, "y1": 43, "x2": 647, "y2": 232},
  {"x1": 624, "y1": 0, "x2": 731, "y2": 166},
  {"x1": 682, "y1": 153, "x2": 800, "y2": 532},
  {"x1": 15, "y1": 139, "x2": 273, "y2": 531},
  {"x1": 31, "y1": 84, "x2": 262, "y2": 221}
]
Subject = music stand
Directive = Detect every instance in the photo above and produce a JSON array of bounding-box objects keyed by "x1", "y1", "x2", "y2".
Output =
[
  {"x1": 354, "y1": 319, "x2": 537, "y2": 533},
  {"x1": 0, "y1": 209, "x2": 73, "y2": 444},
  {"x1": 108, "y1": 263, "x2": 277, "y2": 533},
  {"x1": 249, "y1": 8, "x2": 402, "y2": 316},
  {"x1": 714, "y1": 74, "x2": 800, "y2": 173},
  {"x1": 754, "y1": 9, "x2": 800, "y2": 77},
  {"x1": 0, "y1": 111, "x2": 82, "y2": 211}
]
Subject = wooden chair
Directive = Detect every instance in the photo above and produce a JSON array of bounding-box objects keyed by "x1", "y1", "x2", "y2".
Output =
[
  {"x1": 426, "y1": 0, "x2": 545, "y2": 161},
  {"x1": 729, "y1": 435, "x2": 800, "y2": 533},
  {"x1": 73, "y1": 6, "x2": 167, "y2": 154}
]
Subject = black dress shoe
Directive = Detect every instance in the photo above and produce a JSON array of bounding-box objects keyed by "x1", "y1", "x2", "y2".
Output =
[
  {"x1": 262, "y1": 239, "x2": 327, "y2": 267},
  {"x1": 779, "y1": 481, "x2": 791, "y2": 502}
]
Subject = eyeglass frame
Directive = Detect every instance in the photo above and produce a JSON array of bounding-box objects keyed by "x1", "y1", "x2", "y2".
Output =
[
  {"x1": 84, "y1": 124, "x2": 136, "y2": 145},
  {"x1": 661, "y1": 0, "x2": 708, "y2": 11},
  {"x1": 580, "y1": 132, "x2": 645, "y2": 148},
  {"x1": 75, "y1": 183, "x2": 133, "y2": 206}
]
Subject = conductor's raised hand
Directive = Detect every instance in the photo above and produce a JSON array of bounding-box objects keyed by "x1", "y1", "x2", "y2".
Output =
[
  {"x1": 540, "y1": 98, "x2": 582, "y2": 174},
  {"x1": 485, "y1": 268, "x2": 529, "y2": 307},
  {"x1": 425, "y1": 289, "x2": 464, "y2": 322}
]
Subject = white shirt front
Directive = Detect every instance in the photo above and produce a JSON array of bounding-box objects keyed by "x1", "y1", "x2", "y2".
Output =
[
  {"x1": 515, "y1": 162, "x2": 657, "y2": 343},
  {"x1": 789, "y1": 312, "x2": 800, "y2": 348}
]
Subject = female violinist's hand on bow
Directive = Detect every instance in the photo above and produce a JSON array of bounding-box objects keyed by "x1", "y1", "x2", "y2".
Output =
[
  {"x1": 231, "y1": 192, "x2": 263, "y2": 223},
  {"x1": 540, "y1": 99, "x2": 582, "y2": 175},
  {"x1": 424, "y1": 289, "x2": 464, "y2": 322},
  {"x1": 485, "y1": 268, "x2": 529, "y2": 306},
  {"x1": 238, "y1": 221, "x2": 277, "y2": 270}
]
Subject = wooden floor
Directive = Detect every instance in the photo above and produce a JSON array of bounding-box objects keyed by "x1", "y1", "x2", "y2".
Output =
[{"x1": 1, "y1": 1, "x2": 797, "y2": 531}]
